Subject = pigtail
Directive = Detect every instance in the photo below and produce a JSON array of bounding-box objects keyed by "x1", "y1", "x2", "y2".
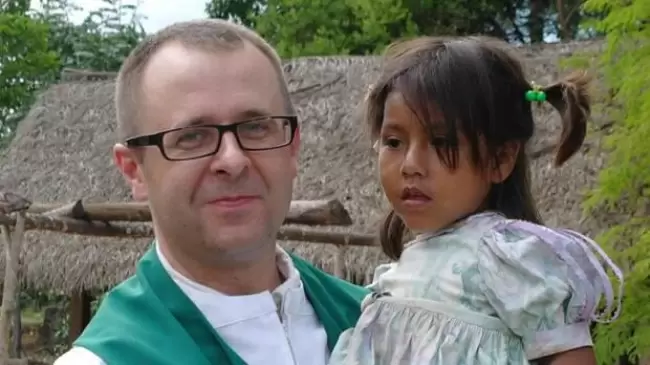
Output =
[
  {"x1": 542, "y1": 70, "x2": 592, "y2": 166},
  {"x1": 379, "y1": 210, "x2": 407, "y2": 260}
]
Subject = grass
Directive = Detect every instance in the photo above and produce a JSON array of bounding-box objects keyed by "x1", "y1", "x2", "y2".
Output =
[{"x1": 21, "y1": 308, "x2": 43, "y2": 327}]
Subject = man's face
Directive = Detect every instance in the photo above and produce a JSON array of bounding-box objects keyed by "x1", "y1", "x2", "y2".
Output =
[{"x1": 114, "y1": 41, "x2": 300, "y2": 266}]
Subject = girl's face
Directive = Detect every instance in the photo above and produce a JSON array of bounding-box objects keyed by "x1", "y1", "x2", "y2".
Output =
[{"x1": 378, "y1": 91, "x2": 498, "y2": 233}]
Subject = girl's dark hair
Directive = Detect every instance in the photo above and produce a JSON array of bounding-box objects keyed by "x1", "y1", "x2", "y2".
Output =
[{"x1": 366, "y1": 36, "x2": 592, "y2": 260}]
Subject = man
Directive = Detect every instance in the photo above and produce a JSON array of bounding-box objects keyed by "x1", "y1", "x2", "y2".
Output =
[{"x1": 54, "y1": 19, "x2": 368, "y2": 365}]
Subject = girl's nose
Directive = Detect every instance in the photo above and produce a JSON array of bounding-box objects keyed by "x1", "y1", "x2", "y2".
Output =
[{"x1": 400, "y1": 144, "x2": 427, "y2": 177}]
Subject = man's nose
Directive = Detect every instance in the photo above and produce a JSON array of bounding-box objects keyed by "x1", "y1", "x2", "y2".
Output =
[
  {"x1": 401, "y1": 144, "x2": 427, "y2": 177},
  {"x1": 209, "y1": 132, "x2": 250, "y2": 178}
]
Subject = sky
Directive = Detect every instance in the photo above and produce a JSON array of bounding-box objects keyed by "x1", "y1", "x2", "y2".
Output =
[{"x1": 30, "y1": 0, "x2": 210, "y2": 33}]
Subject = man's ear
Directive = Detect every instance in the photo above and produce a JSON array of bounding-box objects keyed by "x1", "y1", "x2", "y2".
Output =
[
  {"x1": 113, "y1": 143, "x2": 148, "y2": 201},
  {"x1": 489, "y1": 141, "x2": 520, "y2": 184}
]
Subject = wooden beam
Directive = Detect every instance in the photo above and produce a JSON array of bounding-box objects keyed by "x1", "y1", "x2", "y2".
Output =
[
  {"x1": 0, "y1": 212, "x2": 376, "y2": 247},
  {"x1": 285, "y1": 199, "x2": 352, "y2": 226},
  {"x1": 0, "y1": 193, "x2": 31, "y2": 215},
  {"x1": 0, "y1": 213, "x2": 153, "y2": 237},
  {"x1": 28, "y1": 198, "x2": 353, "y2": 226},
  {"x1": 277, "y1": 227, "x2": 376, "y2": 247},
  {"x1": 68, "y1": 290, "x2": 92, "y2": 344}
]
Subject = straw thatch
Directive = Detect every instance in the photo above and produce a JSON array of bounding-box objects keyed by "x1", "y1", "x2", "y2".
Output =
[{"x1": 0, "y1": 39, "x2": 613, "y2": 293}]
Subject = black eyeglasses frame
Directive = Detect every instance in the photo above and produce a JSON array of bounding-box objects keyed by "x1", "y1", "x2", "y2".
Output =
[{"x1": 124, "y1": 115, "x2": 299, "y2": 161}]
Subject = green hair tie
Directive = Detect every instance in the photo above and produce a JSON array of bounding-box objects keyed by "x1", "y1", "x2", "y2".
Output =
[{"x1": 525, "y1": 82, "x2": 546, "y2": 102}]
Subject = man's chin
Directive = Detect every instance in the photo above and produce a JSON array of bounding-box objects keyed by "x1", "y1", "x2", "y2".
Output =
[{"x1": 203, "y1": 229, "x2": 275, "y2": 263}]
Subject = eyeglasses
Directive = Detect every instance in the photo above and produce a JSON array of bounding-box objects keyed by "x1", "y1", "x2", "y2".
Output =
[{"x1": 125, "y1": 116, "x2": 298, "y2": 161}]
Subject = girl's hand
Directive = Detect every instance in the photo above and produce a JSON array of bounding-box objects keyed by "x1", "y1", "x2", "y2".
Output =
[{"x1": 537, "y1": 346, "x2": 597, "y2": 365}]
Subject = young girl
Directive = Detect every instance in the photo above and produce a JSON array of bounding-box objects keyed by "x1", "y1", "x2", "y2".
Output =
[{"x1": 328, "y1": 36, "x2": 623, "y2": 365}]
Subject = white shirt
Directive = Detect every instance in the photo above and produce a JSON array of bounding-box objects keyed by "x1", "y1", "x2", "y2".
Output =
[{"x1": 53, "y1": 244, "x2": 329, "y2": 365}]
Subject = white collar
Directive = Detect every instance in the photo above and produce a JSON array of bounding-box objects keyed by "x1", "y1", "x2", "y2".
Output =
[{"x1": 155, "y1": 243, "x2": 304, "y2": 328}]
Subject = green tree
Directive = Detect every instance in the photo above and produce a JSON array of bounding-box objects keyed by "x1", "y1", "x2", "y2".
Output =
[
  {"x1": 403, "y1": 0, "x2": 526, "y2": 41},
  {"x1": 205, "y1": 0, "x2": 263, "y2": 28},
  {"x1": 576, "y1": 0, "x2": 650, "y2": 362},
  {"x1": 0, "y1": 7, "x2": 60, "y2": 146},
  {"x1": 206, "y1": 0, "x2": 599, "y2": 49},
  {"x1": 0, "y1": 0, "x2": 146, "y2": 147},
  {"x1": 2, "y1": 0, "x2": 30, "y2": 13},
  {"x1": 31, "y1": 0, "x2": 146, "y2": 72},
  {"x1": 253, "y1": 0, "x2": 418, "y2": 58}
]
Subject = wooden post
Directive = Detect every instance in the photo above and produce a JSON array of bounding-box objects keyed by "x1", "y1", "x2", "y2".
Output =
[
  {"x1": 68, "y1": 290, "x2": 92, "y2": 344},
  {"x1": 334, "y1": 246, "x2": 346, "y2": 279},
  {"x1": 0, "y1": 213, "x2": 27, "y2": 365},
  {"x1": 0, "y1": 224, "x2": 11, "y2": 362},
  {"x1": 333, "y1": 234, "x2": 352, "y2": 279},
  {"x1": 10, "y1": 295, "x2": 21, "y2": 357},
  {"x1": 0, "y1": 192, "x2": 30, "y2": 365}
]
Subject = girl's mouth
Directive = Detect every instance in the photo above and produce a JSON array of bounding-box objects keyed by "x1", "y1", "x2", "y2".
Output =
[{"x1": 400, "y1": 187, "x2": 432, "y2": 203}]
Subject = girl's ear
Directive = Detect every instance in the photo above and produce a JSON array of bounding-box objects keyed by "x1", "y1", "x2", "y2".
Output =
[{"x1": 490, "y1": 141, "x2": 520, "y2": 184}]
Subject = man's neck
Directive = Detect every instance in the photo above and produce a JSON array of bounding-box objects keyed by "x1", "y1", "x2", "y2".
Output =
[{"x1": 158, "y1": 242, "x2": 284, "y2": 296}]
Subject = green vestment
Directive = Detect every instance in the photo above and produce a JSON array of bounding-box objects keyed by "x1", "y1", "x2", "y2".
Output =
[{"x1": 74, "y1": 246, "x2": 368, "y2": 364}]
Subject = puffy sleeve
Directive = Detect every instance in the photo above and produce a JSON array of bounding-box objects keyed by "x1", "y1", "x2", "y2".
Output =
[
  {"x1": 477, "y1": 219, "x2": 624, "y2": 360},
  {"x1": 365, "y1": 263, "x2": 394, "y2": 292}
]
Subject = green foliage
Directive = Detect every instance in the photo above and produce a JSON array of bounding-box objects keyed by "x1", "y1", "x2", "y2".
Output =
[
  {"x1": 1, "y1": 0, "x2": 31, "y2": 13},
  {"x1": 0, "y1": 0, "x2": 145, "y2": 147},
  {"x1": 254, "y1": 0, "x2": 417, "y2": 58},
  {"x1": 31, "y1": 0, "x2": 146, "y2": 71},
  {"x1": 208, "y1": 0, "x2": 587, "y2": 47},
  {"x1": 205, "y1": 0, "x2": 263, "y2": 27},
  {"x1": 404, "y1": 0, "x2": 522, "y2": 40},
  {"x1": 348, "y1": 0, "x2": 418, "y2": 55},
  {"x1": 0, "y1": 12, "x2": 60, "y2": 144},
  {"x1": 576, "y1": 0, "x2": 650, "y2": 362}
]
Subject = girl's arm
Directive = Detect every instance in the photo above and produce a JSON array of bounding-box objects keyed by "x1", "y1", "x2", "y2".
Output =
[{"x1": 537, "y1": 347, "x2": 597, "y2": 365}]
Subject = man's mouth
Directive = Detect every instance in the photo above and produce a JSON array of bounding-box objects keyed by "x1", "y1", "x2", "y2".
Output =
[{"x1": 208, "y1": 195, "x2": 260, "y2": 208}]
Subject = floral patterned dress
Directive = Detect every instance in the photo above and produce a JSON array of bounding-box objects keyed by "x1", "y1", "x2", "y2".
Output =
[{"x1": 328, "y1": 211, "x2": 623, "y2": 365}]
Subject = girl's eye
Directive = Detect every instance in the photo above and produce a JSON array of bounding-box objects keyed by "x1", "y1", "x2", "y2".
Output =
[{"x1": 382, "y1": 137, "x2": 401, "y2": 148}]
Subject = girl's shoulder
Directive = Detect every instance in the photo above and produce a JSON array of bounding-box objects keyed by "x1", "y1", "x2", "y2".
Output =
[
  {"x1": 477, "y1": 217, "x2": 624, "y2": 323},
  {"x1": 411, "y1": 211, "x2": 507, "y2": 245}
]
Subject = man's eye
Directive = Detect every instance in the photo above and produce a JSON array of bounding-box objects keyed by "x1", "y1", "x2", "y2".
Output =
[
  {"x1": 167, "y1": 129, "x2": 215, "y2": 150},
  {"x1": 177, "y1": 131, "x2": 206, "y2": 144}
]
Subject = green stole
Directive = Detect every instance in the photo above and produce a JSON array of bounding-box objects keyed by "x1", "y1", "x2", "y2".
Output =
[{"x1": 74, "y1": 246, "x2": 369, "y2": 364}]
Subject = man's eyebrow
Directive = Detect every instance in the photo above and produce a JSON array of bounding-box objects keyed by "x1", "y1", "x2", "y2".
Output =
[
  {"x1": 172, "y1": 109, "x2": 275, "y2": 129},
  {"x1": 235, "y1": 109, "x2": 273, "y2": 120}
]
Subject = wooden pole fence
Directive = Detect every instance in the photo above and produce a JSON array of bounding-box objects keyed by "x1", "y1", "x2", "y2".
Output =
[
  {"x1": 27, "y1": 198, "x2": 353, "y2": 226},
  {"x1": 0, "y1": 212, "x2": 377, "y2": 247}
]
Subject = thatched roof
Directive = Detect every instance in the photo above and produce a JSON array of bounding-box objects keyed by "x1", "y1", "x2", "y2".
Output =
[{"x1": 0, "y1": 39, "x2": 612, "y2": 293}]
